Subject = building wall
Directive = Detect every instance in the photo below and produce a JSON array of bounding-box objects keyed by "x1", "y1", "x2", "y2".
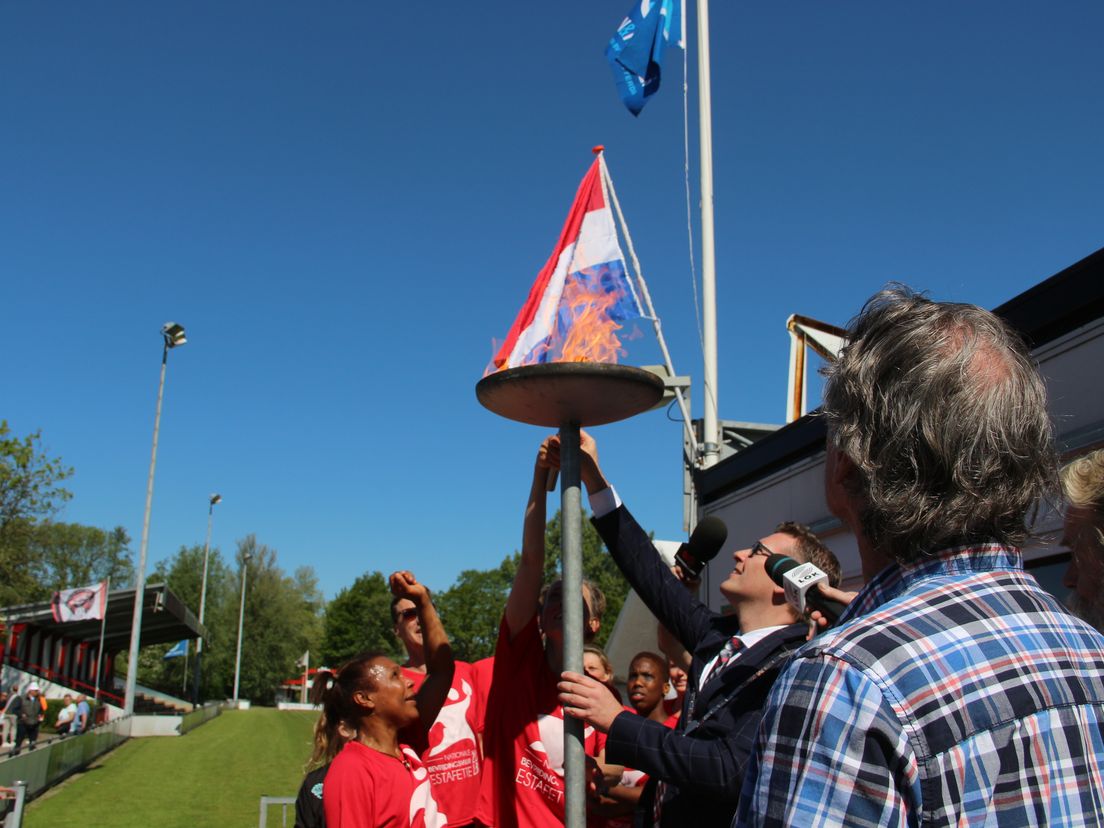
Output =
[{"x1": 698, "y1": 316, "x2": 1104, "y2": 612}]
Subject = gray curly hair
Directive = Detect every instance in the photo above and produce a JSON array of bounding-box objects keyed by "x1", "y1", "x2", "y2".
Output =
[{"x1": 823, "y1": 286, "x2": 1058, "y2": 564}]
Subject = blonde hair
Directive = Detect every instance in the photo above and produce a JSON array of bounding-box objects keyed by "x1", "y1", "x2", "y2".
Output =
[
  {"x1": 1063, "y1": 449, "x2": 1104, "y2": 515},
  {"x1": 583, "y1": 645, "x2": 613, "y2": 678},
  {"x1": 1063, "y1": 449, "x2": 1104, "y2": 548}
]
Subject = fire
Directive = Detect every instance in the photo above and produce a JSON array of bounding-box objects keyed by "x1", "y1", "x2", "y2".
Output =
[
  {"x1": 485, "y1": 268, "x2": 639, "y2": 376},
  {"x1": 555, "y1": 271, "x2": 630, "y2": 364}
]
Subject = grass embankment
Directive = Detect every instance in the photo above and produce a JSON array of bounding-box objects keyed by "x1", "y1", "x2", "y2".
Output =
[{"x1": 24, "y1": 708, "x2": 316, "y2": 828}]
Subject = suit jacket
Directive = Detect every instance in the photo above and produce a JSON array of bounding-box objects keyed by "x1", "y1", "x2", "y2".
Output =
[{"x1": 594, "y1": 505, "x2": 806, "y2": 828}]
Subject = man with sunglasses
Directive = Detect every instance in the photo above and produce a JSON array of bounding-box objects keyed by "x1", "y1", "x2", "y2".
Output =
[
  {"x1": 555, "y1": 430, "x2": 840, "y2": 828},
  {"x1": 392, "y1": 585, "x2": 485, "y2": 827}
]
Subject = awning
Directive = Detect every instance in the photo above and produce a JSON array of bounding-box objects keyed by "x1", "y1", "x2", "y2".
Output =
[{"x1": 1, "y1": 583, "x2": 207, "y2": 650}]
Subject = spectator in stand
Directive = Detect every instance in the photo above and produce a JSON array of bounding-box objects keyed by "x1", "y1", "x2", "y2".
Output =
[
  {"x1": 9, "y1": 683, "x2": 46, "y2": 756},
  {"x1": 477, "y1": 436, "x2": 611, "y2": 828},
  {"x1": 73, "y1": 694, "x2": 91, "y2": 734},
  {"x1": 54, "y1": 694, "x2": 77, "y2": 736},
  {"x1": 391, "y1": 577, "x2": 484, "y2": 828},
  {"x1": 734, "y1": 288, "x2": 1104, "y2": 826},
  {"x1": 320, "y1": 571, "x2": 453, "y2": 828},
  {"x1": 1062, "y1": 448, "x2": 1104, "y2": 632},
  {"x1": 0, "y1": 691, "x2": 12, "y2": 747}
]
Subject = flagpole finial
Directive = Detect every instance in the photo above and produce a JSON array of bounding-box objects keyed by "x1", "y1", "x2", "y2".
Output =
[{"x1": 592, "y1": 145, "x2": 605, "y2": 155}]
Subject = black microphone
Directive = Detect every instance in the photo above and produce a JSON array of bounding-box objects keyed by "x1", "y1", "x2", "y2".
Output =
[
  {"x1": 672, "y1": 516, "x2": 728, "y2": 579},
  {"x1": 765, "y1": 553, "x2": 848, "y2": 624}
]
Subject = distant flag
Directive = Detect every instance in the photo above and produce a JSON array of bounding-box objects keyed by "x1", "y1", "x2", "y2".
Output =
[
  {"x1": 489, "y1": 155, "x2": 643, "y2": 371},
  {"x1": 295, "y1": 650, "x2": 310, "y2": 669},
  {"x1": 50, "y1": 581, "x2": 108, "y2": 623},
  {"x1": 605, "y1": 0, "x2": 683, "y2": 116},
  {"x1": 164, "y1": 640, "x2": 189, "y2": 660}
]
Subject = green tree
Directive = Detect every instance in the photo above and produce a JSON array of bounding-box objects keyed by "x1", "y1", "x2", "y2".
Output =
[
  {"x1": 436, "y1": 556, "x2": 518, "y2": 662},
  {"x1": 0, "y1": 420, "x2": 73, "y2": 531},
  {"x1": 139, "y1": 536, "x2": 324, "y2": 706},
  {"x1": 540, "y1": 508, "x2": 630, "y2": 651},
  {"x1": 0, "y1": 421, "x2": 74, "y2": 605},
  {"x1": 230, "y1": 536, "x2": 324, "y2": 705},
  {"x1": 141, "y1": 543, "x2": 234, "y2": 700},
  {"x1": 436, "y1": 508, "x2": 631, "y2": 660},
  {"x1": 31, "y1": 522, "x2": 132, "y2": 592},
  {"x1": 320, "y1": 571, "x2": 401, "y2": 667}
]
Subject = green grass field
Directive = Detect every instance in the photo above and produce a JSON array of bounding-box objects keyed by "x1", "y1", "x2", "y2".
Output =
[{"x1": 24, "y1": 708, "x2": 317, "y2": 828}]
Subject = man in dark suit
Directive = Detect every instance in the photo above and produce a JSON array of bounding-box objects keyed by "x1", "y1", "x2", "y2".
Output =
[{"x1": 556, "y1": 431, "x2": 840, "y2": 827}]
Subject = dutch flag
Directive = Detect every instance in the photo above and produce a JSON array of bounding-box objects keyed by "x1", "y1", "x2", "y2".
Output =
[{"x1": 491, "y1": 157, "x2": 643, "y2": 371}]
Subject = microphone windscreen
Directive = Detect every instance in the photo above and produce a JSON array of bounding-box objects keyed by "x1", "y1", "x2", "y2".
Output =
[
  {"x1": 688, "y1": 516, "x2": 728, "y2": 564},
  {"x1": 765, "y1": 553, "x2": 800, "y2": 586}
]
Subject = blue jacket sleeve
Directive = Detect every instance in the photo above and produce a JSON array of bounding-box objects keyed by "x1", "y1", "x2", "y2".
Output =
[{"x1": 592, "y1": 505, "x2": 715, "y2": 654}]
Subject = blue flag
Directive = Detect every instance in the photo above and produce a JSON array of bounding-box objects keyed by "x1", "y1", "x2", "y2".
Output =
[
  {"x1": 605, "y1": 0, "x2": 682, "y2": 116},
  {"x1": 163, "y1": 639, "x2": 188, "y2": 659}
]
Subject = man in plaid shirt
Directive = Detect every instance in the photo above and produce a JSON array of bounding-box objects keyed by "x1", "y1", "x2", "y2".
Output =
[{"x1": 735, "y1": 288, "x2": 1104, "y2": 827}]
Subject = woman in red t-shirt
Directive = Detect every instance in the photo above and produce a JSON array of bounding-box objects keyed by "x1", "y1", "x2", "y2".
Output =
[{"x1": 319, "y1": 571, "x2": 455, "y2": 828}]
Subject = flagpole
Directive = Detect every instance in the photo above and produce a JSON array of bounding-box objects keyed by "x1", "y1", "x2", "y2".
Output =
[
  {"x1": 94, "y1": 579, "x2": 110, "y2": 705},
  {"x1": 696, "y1": 0, "x2": 720, "y2": 469},
  {"x1": 598, "y1": 152, "x2": 699, "y2": 460},
  {"x1": 301, "y1": 651, "x2": 309, "y2": 704}
]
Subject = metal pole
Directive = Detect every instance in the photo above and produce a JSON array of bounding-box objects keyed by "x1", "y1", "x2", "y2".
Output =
[
  {"x1": 124, "y1": 343, "x2": 168, "y2": 715},
  {"x1": 301, "y1": 651, "x2": 309, "y2": 704},
  {"x1": 192, "y1": 497, "x2": 218, "y2": 704},
  {"x1": 559, "y1": 423, "x2": 585, "y2": 828},
  {"x1": 94, "y1": 579, "x2": 110, "y2": 704},
  {"x1": 697, "y1": 0, "x2": 720, "y2": 469},
  {"x1": 232, "y1": 558, "x2": 249, "y2": 702}
]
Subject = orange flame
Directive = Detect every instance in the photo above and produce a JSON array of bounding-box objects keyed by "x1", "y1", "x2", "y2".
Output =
[
  {"x1": 556, "y1": 275, "x2": 628, "y2": 363},
  {"x1": 485, "y1": 270, "x2": 640, "y2": 375}
]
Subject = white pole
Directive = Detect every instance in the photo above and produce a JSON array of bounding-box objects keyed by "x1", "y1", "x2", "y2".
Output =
[
  {"x1": 192, "y1": 494, "x2": 219, "y2": 703},
  {"x1": 300, "y1": 651, "x2": 309, "y2": 705},
  {"x1": 697, "y1": 0, "x2": 720, "y2": 469},
  {"x1": 598, "y1": 154, "x2": 699, "y2": 459},
  {"x1": 232, "y1": 557, "x2": 249, "y2": 702},
  {"x1": 124, "y1": 343, "x2": 170, "y2": 714},
  {"x1": 94, "y1": 579, "x2": 111, "y2": 704}
]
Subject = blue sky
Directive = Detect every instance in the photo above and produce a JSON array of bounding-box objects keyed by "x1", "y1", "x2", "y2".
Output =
[{"x1": 3, "y1": 1, "x2": 1102, "y2": 600}]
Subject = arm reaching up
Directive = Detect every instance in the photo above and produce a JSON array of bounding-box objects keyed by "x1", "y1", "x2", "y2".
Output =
[
  {"x1": 503, "y1": 437, "x2": 556, "y2": 641},
  {"x1": 390, "y1": 570, "x2": 453, "y2": 731}
]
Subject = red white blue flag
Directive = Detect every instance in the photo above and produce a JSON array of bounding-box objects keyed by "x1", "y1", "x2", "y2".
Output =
[
  {"x1": 51, "y1": 581, "x2": 108, "y2": 623},
  {"x1": 490, "y1": 157, "x2": 643, "y2": 371}
]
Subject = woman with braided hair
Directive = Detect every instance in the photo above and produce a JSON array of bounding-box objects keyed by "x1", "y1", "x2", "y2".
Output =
[{"x1": 313, "y1": 570, "x2": 454, "y2": 828}]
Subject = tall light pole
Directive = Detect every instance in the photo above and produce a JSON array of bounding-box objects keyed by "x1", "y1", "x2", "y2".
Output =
[
  {"x1": 231, "y1": 550, "x2": 252, "y2": 704},
  {"x1": 124, "y1": 322, "x2": 187, "y2": 715},
  {"x1": 192, "y1": 492, "x2": 221, "y2": 705}
]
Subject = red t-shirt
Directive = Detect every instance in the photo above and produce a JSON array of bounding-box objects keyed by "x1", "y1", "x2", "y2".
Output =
[
  {"x1": 477, "y1": 616, "x2": 606, "y2": 828},
  {"x1": 324, "y1": 740, "x2": 446, "y2": 828},
  {"x1": 605, "y1": 710, "x2": 677, "y2": 828},
  {"x1": 401, "y1": 661, "x2": 484, "y2": 827},
  {"x1": 470, "y1": 656, "x2": 495, "y2": 735}
]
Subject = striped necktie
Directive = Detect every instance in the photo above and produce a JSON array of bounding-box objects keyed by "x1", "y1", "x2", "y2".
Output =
[{"x1": 705, "y1": 635, "x2": 742, "y2": 684}]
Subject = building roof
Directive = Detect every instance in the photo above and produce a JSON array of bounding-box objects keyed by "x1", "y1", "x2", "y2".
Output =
[
  {"x1": 2, "y1": 583, "x2": 207, "y2": 651},
  {"x1": 697, "y1": 245, "x2": 1104, "y2": 506}
]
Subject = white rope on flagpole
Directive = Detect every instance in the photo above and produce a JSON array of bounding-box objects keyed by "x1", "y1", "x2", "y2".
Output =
[
  {"x1": 682, "y1": 16, "x2": 704, "y2": 354},
  {"x1": 598, "y1": 153, "x2": 699, "y2": 460}
]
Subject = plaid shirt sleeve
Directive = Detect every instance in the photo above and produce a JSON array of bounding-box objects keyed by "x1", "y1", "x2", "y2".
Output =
[{"x1": 733, "y1": 653, "x2": 921, "y2": 828}]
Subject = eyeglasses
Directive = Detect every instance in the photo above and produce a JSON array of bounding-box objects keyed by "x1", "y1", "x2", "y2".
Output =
[
  {"x1": 749, "y1": 541, "x2": 775, "y2": 559},
  {"x1": 396, "y1": 608, "x2": 418, "y2": 623}
]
